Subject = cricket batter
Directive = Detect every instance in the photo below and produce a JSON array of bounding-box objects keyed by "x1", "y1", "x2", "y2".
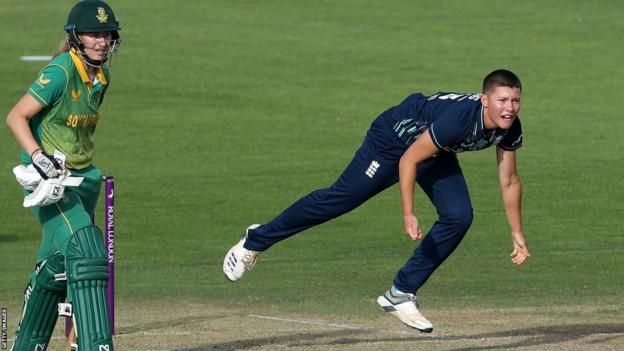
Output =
[
  {"x1": 6, "y1": 1, "x2": 121, "y2": 349},
  {"x1": 224, "y1": 69, "x2": 530, "y2": 332}
]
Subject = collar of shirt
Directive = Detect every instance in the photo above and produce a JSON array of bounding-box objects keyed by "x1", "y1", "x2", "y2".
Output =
[
  {"x1": 69, "y1": 48, "x2": 107, "y2": 89},
  {"x1": 479, "y1": 105, "x2": 484, "y2": 132}
]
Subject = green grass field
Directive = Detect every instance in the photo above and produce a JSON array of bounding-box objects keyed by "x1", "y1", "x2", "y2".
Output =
[{"x1": 1, "y1": 1, "x2": 623, "y2": 350}]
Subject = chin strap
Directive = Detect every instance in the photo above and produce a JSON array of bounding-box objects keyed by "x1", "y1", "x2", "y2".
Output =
[{"x1": 65, "y1": 29, "x2": 120, "y2": 68}]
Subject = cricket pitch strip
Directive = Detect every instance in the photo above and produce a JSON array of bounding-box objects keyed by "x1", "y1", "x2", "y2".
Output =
[{"x1": 34, "y1": 302, "x2": 624, "y2": 350}]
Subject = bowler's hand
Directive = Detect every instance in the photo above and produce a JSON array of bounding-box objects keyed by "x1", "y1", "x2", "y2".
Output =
[
  {"x1": 404, "y1": 213, "x2": 423, "y2": 240},
  {"x1": 510, "y1": 231, "x2": 530, "y2": 265}
]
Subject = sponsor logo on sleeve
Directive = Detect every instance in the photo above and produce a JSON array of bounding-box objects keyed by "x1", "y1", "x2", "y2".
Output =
[{"x1": 36, "y1": 73, "x2": 51, "y2": 88}]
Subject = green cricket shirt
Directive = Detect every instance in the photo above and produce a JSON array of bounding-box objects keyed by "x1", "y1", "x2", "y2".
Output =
[{"x1": 24, "y1": 49, "x2": 109, "y2": 170}]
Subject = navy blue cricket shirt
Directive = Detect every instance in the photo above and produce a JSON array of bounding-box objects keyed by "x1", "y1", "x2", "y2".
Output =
[{"x1": 380, "y1": 92, "x2": 523, "y2": 153}]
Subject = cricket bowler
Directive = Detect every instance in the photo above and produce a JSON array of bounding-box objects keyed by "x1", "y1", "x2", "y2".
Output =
[{"x1": 224, "y1": 69, "x2": 530, "y2": 332}]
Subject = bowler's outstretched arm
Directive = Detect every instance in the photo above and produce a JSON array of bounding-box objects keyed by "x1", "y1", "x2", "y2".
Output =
[
  {"x1": 497, "y1": 146, "x2": 530, "y2": 265},
  {"x1": 399, "y1": 130, "x2": 439, "y2": 240}
]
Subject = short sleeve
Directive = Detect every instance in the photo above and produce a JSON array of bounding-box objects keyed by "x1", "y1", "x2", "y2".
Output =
[
  {"x1": 498, "y1": 118, "x2": 523, "y2": 150},
  {"x1": 27, "y1": 65, "x2": 68, "y2": 108},
  {"x1": 428, "y1": 107, "x2": 471, "y2": 150}
]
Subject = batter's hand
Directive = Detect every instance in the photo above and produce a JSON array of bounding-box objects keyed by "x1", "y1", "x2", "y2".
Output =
[
  {"x1": 404, "y1": 213, "x2": 423, "y2": 240},
  {"x1": 510, "y1": 231, "x2": 530, "y2": 265},
  {"x1": 32, "y1": 151, "x2": 63, "y2": 180}
]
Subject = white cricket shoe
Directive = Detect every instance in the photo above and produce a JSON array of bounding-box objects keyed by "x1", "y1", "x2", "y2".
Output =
[
  {"x1": 377, "y1": 286, "x2": 433, "y2": 333},
  {"x1": 223, "y1": 224, "x2": 261, "y2": 282}
]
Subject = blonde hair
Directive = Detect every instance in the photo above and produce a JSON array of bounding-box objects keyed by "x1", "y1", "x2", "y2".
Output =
[{"x1": 53, "y1": 39, "x2": 70, "y2": 58}]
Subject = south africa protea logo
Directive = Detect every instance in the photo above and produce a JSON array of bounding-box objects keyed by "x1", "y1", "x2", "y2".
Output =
[{"x1": 96, "y1": 7, "x2": 108, "y2": 23}]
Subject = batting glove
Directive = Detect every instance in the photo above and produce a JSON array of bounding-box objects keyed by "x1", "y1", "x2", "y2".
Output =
[{"x1": 32, "y1": 151, "x2": 63, "y2": 180}]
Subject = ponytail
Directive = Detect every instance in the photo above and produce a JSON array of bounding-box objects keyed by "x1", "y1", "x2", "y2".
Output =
[{"x1": 52, "y1": 39, "x2": 70, "y2": 59}]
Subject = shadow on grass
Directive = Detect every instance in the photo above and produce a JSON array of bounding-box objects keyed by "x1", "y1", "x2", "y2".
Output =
[
  {"x1": 0, "y1": 234, "x2": 20, "y2": 243},
  {"x1": 441, "y1": 323, "x2": 624, "y2": 351},
  {"x1": 173, "y1": 323, "x2": 624, "y2": 351},
  {"x1": 174, "y1": 329, "x2": 373, "y2": 351},
  {"x1": 117, "y1": 315, "x2": 227, "y2": 335}
]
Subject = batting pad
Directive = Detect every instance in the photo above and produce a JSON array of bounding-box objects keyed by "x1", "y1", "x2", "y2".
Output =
[
  {"x1": 66, "y1": 225, "x2": 114, "y2": 351},
  {"x1": 12, "y1": 252, "x2": 67, "y2": 351}
]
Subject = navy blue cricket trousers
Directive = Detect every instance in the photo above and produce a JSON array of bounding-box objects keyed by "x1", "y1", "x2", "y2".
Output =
[{"x1": 244, "y1": 116, "x2": 473, "y2": 293}]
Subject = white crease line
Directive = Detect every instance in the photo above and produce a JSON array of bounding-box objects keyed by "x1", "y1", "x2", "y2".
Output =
[
  {"x1": 125, "y1": 331, "x2": 193, "y2": 336},
  {"x1": 592, "y1": 332, "x2": 624, "y2": 337},
  {"x1": 249, "y1": 314, "x2": 370, "y2": 330},
  {"x1": 248, "y1": 314, "x2": 419, "y2": 336},
  {"x1": 20, "y1": 55, "x2": 53, "y2": 62},
  {"x1": 247, "y1": 315, "x2": 624, "y2": 342}
]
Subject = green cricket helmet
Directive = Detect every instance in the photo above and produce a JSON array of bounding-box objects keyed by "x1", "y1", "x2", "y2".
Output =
[{"x1": 64, "y1": 0, "x2": 121, "y2": 67}]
